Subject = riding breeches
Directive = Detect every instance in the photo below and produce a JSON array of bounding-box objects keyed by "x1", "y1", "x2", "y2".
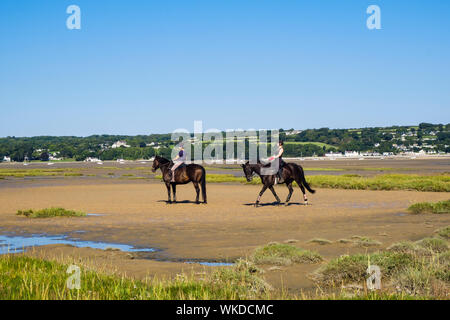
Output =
[{"x1": 171, "y1": 161, "x2": 184, "y2": 173}]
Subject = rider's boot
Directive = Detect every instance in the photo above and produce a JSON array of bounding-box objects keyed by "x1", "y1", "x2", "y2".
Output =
[{"x1": 276, "y1": 172, "x2": 283, "y2": 184}]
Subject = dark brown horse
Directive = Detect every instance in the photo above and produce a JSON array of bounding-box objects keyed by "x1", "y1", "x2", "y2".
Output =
[
  {"x1": 241, "y1": 160, "x2": 315, "y2": 207},
  {"x1": 152, "y1": 155, "x2": 207, "y2": 204}
]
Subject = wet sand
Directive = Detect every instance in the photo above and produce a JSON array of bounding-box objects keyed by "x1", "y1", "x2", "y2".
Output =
[{"x1": 0, "y1": 177, "x2": 449, "y2": 292}]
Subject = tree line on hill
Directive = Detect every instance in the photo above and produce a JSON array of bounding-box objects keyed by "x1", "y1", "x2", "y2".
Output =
[{"x1": 0, "y1": 123, "x2": 448, "y2": 162}]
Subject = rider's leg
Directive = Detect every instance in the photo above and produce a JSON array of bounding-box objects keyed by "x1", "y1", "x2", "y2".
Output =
[
  {"x1": 276, "y1": 159, "x2": 284, "y2": 184},
  {"x1": 171, "y1": 162, "x2": 182, "y2": 182}
]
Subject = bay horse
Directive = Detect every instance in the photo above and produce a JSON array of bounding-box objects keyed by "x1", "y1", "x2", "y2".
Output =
[
  {"x1": 241, "y1": 160, "x2": 315, "y2": 207},
  {"x1": 152, "y1": 155, "x2": 207, "y2": 204}
]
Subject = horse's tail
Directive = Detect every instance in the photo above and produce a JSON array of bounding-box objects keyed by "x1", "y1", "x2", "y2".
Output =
[
  {"x1": 295, "y1": 165, "x2": 316, "y2": 194},
  {"x1": 201, "y1": 167, "x2": 207, "y2": 203}
]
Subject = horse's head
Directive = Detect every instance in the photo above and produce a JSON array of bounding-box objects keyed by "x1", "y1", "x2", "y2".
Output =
[
  {"x1": 152, "y1": 156, "x2": 161, "y2": 172},
  {"x1": 241, "y1": 161, "x2": 253, "y2": 182}
]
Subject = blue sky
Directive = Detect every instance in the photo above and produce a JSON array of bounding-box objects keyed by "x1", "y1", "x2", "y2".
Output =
[{"x1": 0, "y1": 0, "x2": 449, "y2": 137}]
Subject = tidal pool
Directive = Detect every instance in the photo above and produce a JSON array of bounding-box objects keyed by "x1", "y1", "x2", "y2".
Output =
[{"x1": 0, "y1": 234, "x2": 156, "y2": 255}]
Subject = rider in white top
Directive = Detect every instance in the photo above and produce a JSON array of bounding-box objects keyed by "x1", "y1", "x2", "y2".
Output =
[{"x1": 268, "y1": 141, "x2": 285, "y2": 184}]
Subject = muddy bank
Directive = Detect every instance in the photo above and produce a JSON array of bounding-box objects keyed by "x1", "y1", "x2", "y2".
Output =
[{"x1": 0, "y1": 181, "x2": 448, "y2": 291}]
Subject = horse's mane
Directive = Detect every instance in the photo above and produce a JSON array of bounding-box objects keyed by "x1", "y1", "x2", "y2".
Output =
[
  {"x1": 155, "y1": 156, "x2": 171, "y2": 164},
  {"x1": 256, "y1": 159, "x2": 272, "y2": 168}
]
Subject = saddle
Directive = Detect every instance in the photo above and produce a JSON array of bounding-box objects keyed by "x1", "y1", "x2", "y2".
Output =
[{"x1": 169, "y1": 162, "x2": 186, "y2": 170}]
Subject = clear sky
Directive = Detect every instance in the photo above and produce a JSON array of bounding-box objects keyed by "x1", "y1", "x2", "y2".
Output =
[{"x1": 1, "y1": 0, "x2": 449, "y2": 137}]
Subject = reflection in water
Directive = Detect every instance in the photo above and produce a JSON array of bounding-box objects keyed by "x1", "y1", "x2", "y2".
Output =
[{"x1": 0, "y1": 234, "x2": 156, "y2": 255}]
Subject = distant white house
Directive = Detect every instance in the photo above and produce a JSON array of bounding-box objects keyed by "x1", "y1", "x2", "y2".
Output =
[
  {"x1": 325, "y1": 152, "x2": 343, "y2": 157},
  {"x1": 345, "y1": 151, "x2": 360, "y2": 157},
  {"x1": 2, "y1": 156, "x2": 11, "y2": 162},
  {"x1": 111, "y1": 141, "x2": 130, "y2": 149},
  {"x1": 285, "y1": 130, "x2": 302, "y2": 136},
  {"x1": 85, "y1": 157, "x2": 100, "y2": 162}
]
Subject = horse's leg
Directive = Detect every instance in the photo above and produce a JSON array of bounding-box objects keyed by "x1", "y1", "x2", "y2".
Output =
[
  {"x1": 201, "y1": 176, "x2": 207, "y2": 204},
  {"x1": 193, "y1": 181, "x2": 200, "y2": 204},
  {"x1": 255, "y1": 185, "x2": 268, "y2": 207},
  {"x1": 166, "y1": 182, "x2": 172, "y2": 203},
  {"x1": 172, "y1": 183, "x2": 177, "y2": 203},
  {"x1": 269, "y1": 186, "x2": 281, "y2": 204},
  {"x1": 285, "y1": 181, "x2": 294, "y2": 206},
  {"x1": 295, "y1": 178, "x2": 308, "y2": 205}
]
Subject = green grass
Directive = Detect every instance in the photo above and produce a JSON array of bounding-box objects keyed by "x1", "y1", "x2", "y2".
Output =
[
  {"x1": 408, "y1": 200, "x2": 450, "y2": 214},
  {"x1": 283, "y1": 141, "x2": 336, "y2": 150},
  {"x1": 63, "y1": 173, "x2": 83, "y2": 177},
  {"x1": 308, "y1": 174, "x2": 450, "y2": 192},
  {"x1": 415, "y1": 237, "x2": 448, "y2": 253},
  {"x1": 154, "y1": 173, "x2": 449, "y2": 192},
  {"x1": 17, "y1": 207, "x2": 86, "y2": 218},
  {"x1": 2, "y1": 232, "x2": 448, "y2": 300},
  {"x1": 0, "y1": 168, "x2": 80, "y2": 177},
  {"x1": 312, "y1": 251, "x2": 415, "y2": 287},
  {"x1": 251, "y1": 243, "x2": 322, "y2": 266},
  {"x1": 312, "y1": 231, "x2": 450, "y2": 297},
  {"x1": 351, "y1": 236, "x2": 382, "y2": 247},
  {"x1": 435, "y1": 226, "x2": 450, "y2": 239},
  {"x1": 0, "y1": 255, "x2": 271, "y2": 300}
]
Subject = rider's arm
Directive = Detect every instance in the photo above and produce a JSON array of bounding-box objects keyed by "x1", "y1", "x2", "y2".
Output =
[{"x1": 274, "y1": 147, "x2": 284, "y2": 159}]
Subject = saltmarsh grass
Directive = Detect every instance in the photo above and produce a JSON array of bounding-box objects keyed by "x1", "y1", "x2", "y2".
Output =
[
  {"x1": 308, "y1": 238, "x2": 333, "y2": 245},
  {"x1": 0, "y1": 168, "x2": 80, "y2": 177},
  {"x1": 311, "y1": 231, "x2": 450, "y2": 298},
  {"x1": 308, "y1": 173, "x2": 450, "y2": 192},
  {"x1": 351, "y1": 236, "x2": 382, "y2": 247},
  {"x1": 154, "y1": 173, "x2": 449, "y2": 192},
  {"x1": 435, "y1": 226, "x2": 450, "y2": 239},
  {"x1": 17, "y1": 208, "x2": 86, "y2": 218},
  {"x1": 251, "y1": 243, "x2": 322, "y2": 266},
  {"x1": 408, "y1": 199, "x2": 450, "y2": 214},
  {"x1": 1, "y1": 231, "x2": 448, "y2": 300},
  {"x1": 0, "y1": 255, "x2": 271, "y2": 300}
]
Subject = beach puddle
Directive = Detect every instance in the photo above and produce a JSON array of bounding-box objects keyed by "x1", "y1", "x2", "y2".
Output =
[
  {"x1": 186, "y1": 261, "x2": 234, "y2": 267},
  {"x1": 0, "y1": 234, "x2": 156, "y2": 255}
]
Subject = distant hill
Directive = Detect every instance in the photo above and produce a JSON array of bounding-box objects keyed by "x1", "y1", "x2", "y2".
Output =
[{"x1": 1, "y1": 123, "x2": 448, "y2": 161}]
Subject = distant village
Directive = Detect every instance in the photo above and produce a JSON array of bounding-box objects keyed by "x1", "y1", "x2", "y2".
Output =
[{"x1": 1, "y1": 123, "x2": 449, "y2": 162}]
